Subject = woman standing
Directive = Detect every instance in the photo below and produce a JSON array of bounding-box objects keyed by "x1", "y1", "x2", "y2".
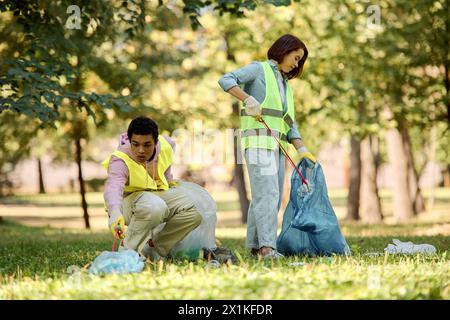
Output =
[{"x1": 218, "y1": 34, "x2": 316, "y2": 259}]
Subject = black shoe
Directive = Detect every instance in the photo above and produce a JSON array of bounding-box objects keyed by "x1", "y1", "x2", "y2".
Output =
[{"x1": 203, "y1": 247, "x2": 237, "y2": 264}]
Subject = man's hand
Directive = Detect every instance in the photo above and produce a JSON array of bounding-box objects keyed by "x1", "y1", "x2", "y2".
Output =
[
  {"x1": 244, "y1": 96, "x2": 261, "y2": 117},
  {"x1": 108, "y1": 207, "x2": 126, "y2": 239},
  {"x1": 297, "y1": 146, "x2": 317, "y2": 163}
]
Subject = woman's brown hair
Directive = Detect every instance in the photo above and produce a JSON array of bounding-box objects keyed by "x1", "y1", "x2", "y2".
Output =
[{"x1": 267, "y1": 34, "x2": 308, "y2": 79}]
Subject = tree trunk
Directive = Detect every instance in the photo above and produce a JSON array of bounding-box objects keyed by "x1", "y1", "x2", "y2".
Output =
[
  {"x1": 223, "y1": 34, "x2": 249, "y2": 224},
  {"x1": 445, "y1": 60, "x2": 450, "y2": 125},
  {"x1": 444, "y1": 164, "x2": 450, "y2": 188},
  {"x1": 75, "y1": 132, "x2": 90, "y2": 229},
  {"x1": 360, "y1": 135, "x2": 383, "y2": 223},
  {"x1": 386, "y1": 127, "x2": 414, "y2": 222},
  {"x1": 37, "y1": 157, "x2": 46, "y2": 194},
  {"x1": 401, "y1": 127, "x2": 426, "y2": 214},
  {"x1": 444, "y1": 1, "x2": 450, "y2": 126},
  {"x1": 72, "y1": 70, "x2": 90, "y2": 229},
  {"x1": 346, "y1": 134, "x2": 361, "y2": 221},
  {"x1": 231, "y1": 102, "x2": 250, "y2": 224}
]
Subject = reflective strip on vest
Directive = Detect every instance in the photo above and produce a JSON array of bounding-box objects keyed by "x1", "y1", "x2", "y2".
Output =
[
  {"x1": 241, "y1": 108, "x2": 284, "y2": 118},
  {"x1": 240, "y1": 61, "x2": 295, "y2": 150},
  {"x1": 283, "y1": 113, "x2": 294, "y2": 127},
  {"x1": 102, "y1": 135, "x2": 173, "y2": 193},
  {"x1": 241, "y1": 128, "x2": 288, "y2": 142},
  {"x1": 241, "y1": 109, "x2": 294, "y2": 129}
]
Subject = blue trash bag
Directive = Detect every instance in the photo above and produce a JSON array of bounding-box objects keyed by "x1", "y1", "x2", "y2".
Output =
[
  {"x1": 277, "y1": 158, "x2": 351, "y2": 257},
  {"x1": 89, "y1": 249, "x2": 145, "y2": 275},
  {"x1": 276, "y1": 201, "x2": 316, "y2": 256}
]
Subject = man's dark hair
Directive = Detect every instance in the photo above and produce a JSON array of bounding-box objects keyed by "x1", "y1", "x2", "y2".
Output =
[
  {"x1": 267, "y1": 34, "x2": 308, "y2": 80},
  {"x1": 127, "y1": 116, "x2": 159, "y2": 142}
]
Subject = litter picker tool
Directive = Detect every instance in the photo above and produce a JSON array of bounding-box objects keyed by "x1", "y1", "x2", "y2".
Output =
[{"x1": 256, "y1": 116, "x2": 310, "y2": 192}]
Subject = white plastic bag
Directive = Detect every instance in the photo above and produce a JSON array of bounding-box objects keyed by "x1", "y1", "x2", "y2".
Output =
[
  {"x1": 384, "y1": 239, "x2": 437, "y2": 254},
  {"x1": 152, "y1": 181, "x2": 217, "y2": 259},
  {"x1": 89, "y1": 249, "x2": 145, "y2": 275}
]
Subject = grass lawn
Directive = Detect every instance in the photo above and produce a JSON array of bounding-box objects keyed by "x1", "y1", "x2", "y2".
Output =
[{"x1": 0, "y1": 218, "x2": 449, "y2": 299}]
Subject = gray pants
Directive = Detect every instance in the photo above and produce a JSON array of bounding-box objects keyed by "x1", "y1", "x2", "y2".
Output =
[
  {"x1": 244, "y1": 148, "x2": 285, "y2": 250},
  {"x1": 121, "y1": 187, "x2": 202, "y2": 256}
]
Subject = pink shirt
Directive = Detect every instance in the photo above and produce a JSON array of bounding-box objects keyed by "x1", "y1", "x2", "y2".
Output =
[{"x1": 103, "y1": 132, "x2": 175, "y2": 215}]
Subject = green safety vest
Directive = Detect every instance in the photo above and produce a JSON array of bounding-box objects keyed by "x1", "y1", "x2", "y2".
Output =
[
  {"x1": 240, "y1": 61, "x2": 295, "y2": 150},
  {"x1": 101, "y1": 135, "x2": 173, "y2": 192}
]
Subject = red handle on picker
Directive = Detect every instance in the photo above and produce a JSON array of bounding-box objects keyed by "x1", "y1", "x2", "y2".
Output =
[{"x1": 111, "y1": 230, "x2": 124, "y2": 252}]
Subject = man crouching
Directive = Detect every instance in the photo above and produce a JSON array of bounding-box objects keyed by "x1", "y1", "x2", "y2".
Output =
[{"x1": 102, "y1": 116, "x2": 202, "y2": 261}]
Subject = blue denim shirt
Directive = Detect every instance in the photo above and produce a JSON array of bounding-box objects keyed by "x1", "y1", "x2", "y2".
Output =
[{"x1": 218, "y1": 60, "x2": 302, "y2": 141}]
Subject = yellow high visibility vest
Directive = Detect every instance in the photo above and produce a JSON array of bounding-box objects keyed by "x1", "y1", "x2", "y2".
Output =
[
  {"x1": 240, "y1": 61, "x2": 295, "y2": 150},
  {"x1": 102, "y1": 135, "x2": 173, "y2": 192}
]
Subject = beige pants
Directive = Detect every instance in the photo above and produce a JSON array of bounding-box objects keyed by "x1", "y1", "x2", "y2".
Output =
[{"x1": 121, "y1": 187, "x2": 202, "y2": 256}]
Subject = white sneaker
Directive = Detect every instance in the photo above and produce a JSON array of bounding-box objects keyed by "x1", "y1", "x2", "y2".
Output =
[{"x1": 262, "y1": 250, "x2": 285, "y2": 260}]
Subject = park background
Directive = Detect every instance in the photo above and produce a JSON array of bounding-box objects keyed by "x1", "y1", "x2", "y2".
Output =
[{"x1": 0, "y1": 0, "x2": 449, "y2": 299}]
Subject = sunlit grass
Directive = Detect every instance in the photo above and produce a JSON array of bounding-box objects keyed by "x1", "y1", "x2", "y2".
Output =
[
  {"x1": 0, "y1": 219, "x2": 448, "y2": 299},
  {"x1": 0, "y1": 188, "x2": 449, "y2": 299}
]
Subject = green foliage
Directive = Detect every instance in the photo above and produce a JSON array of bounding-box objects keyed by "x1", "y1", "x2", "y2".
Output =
[
  {"x1": 182, "y1": 0, "x2": 301, "y2": 29},
  {"x1": 372, "y1": 0, "x2": 448, "y2": 128},
  {"x1": 1, "y1": 0, "x2": 448, "y2": 194},
  {"x1": 0, "y1": 0, "x2": 141, "y2": 125}
]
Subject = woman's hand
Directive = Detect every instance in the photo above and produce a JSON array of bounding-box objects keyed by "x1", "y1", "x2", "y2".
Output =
[
  {"x1": 226, "y1": 86, "x2": 261, "y2": 117},
  {"x1": 294, "y1": 142, "x2": 316, "y2": 163},
  {"x1": 298, "y1": 150, "x2": 316, "y2": 163},
  {"x1": 244, "y1": 96, "x2": 261, "y2": 117}
]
